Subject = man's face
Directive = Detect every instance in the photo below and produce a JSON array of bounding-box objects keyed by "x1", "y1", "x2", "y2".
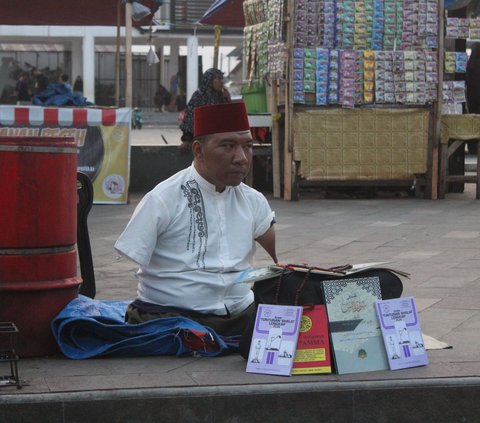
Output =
[{"x1": 193, "y1": 130, "x2": 253, "y2": 192}]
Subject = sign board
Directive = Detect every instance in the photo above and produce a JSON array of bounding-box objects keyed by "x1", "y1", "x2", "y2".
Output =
[{"x1": 0, "y1": 106, "x2": 131, "y2": 204}]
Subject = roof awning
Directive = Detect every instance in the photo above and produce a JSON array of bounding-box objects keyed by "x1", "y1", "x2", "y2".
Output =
[
  {"x1": 0, "y1": 0, "x2": 158, "y2": 27},
  {"x1": 445, "y1": 0, "x2": 472, "y2": 10},
  {"x1": 198, "y1": 0, "x2": 245, "y2": 27}
]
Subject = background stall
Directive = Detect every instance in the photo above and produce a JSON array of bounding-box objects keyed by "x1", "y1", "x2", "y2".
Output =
[
  {"x1": 243, "y1": 0, "x2": 445, "y2": 200},
  {"x1": 438, "y1": 1, "x2": 480, "y2": 198}
]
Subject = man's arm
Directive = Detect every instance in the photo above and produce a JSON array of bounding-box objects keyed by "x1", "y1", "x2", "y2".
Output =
[{"x1": 255, "y1": 225, "x2": 278, "y2": 264}]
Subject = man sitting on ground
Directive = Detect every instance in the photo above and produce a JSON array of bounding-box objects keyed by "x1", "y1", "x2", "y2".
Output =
[{"x1": 115, "y1": 101, "x2": 277, "y2": 336}]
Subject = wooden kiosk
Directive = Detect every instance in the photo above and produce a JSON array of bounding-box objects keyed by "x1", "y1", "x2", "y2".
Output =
[{"x1": 243, "y1": 0, "x2": 453, "y2": 200}]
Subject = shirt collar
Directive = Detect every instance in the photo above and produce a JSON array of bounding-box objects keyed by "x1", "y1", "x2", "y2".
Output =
[{"x1": 191, "y1": 163, "x2": 233, "y2": 194}]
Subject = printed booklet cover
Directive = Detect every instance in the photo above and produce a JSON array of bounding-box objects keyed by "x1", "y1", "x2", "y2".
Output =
[
  {"x1": 323, "y1": 276, "x2": 389, "y2": 375},
  {"x1": 292, "y1": 305, "x2": 332, "y2": 375},
  {"x1": 246, "y1": 304, "x2": 303, "y2": 376},
  {"x1": 236, "y1": 267, "x2": 284, "y2": 284},
  {"x1": 375, "y1": 296, "x2": 429, "y2": 370}
]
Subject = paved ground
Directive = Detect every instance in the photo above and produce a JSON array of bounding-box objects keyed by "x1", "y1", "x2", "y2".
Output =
[
  {"x1": 130, "y1": 111, "x2": 182, "y2": 146},
  {"x1": 1, "y1": 114, "x2": 480, "y2": 421}
]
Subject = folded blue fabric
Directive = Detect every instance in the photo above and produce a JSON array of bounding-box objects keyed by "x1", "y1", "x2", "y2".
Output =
[
  {"x1": 32, "y1": 83, "x2": 93, "y2": 107},
  {"x1": 51, "y1": 295, "x2": 239, "y2": 359}
]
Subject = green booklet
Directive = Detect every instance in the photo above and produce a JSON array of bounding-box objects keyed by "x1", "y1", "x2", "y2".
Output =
[
  {"x1": 236, "y1": 267, "x2": 284, "y2": 284},
  {"x1": 323, "y1": 276, "x2": 389, "y2": 375}
]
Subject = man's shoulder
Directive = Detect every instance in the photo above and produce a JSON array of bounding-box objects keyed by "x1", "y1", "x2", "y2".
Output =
[
  {"x1": 149, "y1": 166, "x2": 193, "y2": 194},
  {"x1": 234, "y1": 183, "x2": 270, "y2": 205}
]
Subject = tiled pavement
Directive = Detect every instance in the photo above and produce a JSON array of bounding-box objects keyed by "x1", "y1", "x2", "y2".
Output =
[{"x1": 1, "y1": 121, "x2": 480, "y2": 421}]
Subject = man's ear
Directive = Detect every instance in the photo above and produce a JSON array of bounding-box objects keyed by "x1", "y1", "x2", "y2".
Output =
[{"x1": 191, "y1": 140, "x2": 204, "y2": 160}]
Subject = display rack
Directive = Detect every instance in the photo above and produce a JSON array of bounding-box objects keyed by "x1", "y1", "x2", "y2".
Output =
[{"x1": 243, "y1": 0, "x2": 450, "y2": 200}]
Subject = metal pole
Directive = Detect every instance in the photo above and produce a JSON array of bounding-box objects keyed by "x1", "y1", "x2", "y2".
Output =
[
  {"x1": 213, "y1": 25, "x2": 221, "y2": 69},
  {"x1": 115, "y1": 0, "x2": 121, "y2": 107},
  {"x1": 186, "y1": 35, "x2": 199, "y2": 101},
  {"x1": 430, "y1": 0, "x2": 445, "y2": 199},
  {"x1": 125, "y1": 1, "x2": 133, "y2": 108}
]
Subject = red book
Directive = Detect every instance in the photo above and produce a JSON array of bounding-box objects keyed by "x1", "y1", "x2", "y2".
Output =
[{"x1": 292, "y1": 305, "x2": 332, "y2": 375}]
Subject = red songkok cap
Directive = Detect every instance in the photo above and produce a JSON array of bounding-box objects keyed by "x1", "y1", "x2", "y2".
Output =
[{"x1": 194, "y1": 101, "x2": 250, "y2": 138}]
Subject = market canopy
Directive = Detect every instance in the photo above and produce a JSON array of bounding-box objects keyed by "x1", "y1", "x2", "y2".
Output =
[
  {"x1": 0, "y1": 0, "x2": 159, "y2": 26},
  {"x1": 445, "y1": 0, "x2": 471, "y2": 9},
  {"x1": 198, "y1": 0, "x2": 245, "y2": 27}
]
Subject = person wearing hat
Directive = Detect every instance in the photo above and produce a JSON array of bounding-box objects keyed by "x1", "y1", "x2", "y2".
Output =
[{"x1": 115, "y1": 101, "x2": 277, "y2": 336}]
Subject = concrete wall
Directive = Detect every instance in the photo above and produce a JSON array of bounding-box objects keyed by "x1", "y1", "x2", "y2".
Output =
[{"x1": 129, "y1": 145, "x2": 273, "y2": 193}]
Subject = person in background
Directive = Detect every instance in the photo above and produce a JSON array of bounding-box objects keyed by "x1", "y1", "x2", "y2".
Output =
[
  {"x1": 466, "y1": 43, "x2": 480, "y2": 154},
  {"x1": 59, "y1": 74, "x2": 72, "y2": 92},
  {"x1": 169, "y1": 72, "x2": 180, "y2": 104},
  {"x1": 31, "y1": 67, "x2": 49, "y2": 95},
  {"x1": 154, "y1": 84, "x2": 171, "y2": 112},
  {"x1": 175, "y1": 90, "x2": 187, "y2": 112},
  {"x1": 15, "y1": 72, "x2": 32, "y2": 104},
  {"x1": 115, "y1": 101, "x2": 277, "y2": 337},
  {"x1": 73, "y1": 75, "x2": 83, "y2": 94},
  {"x1": 179, "y1": 68, "x2": 231, "y2": 150}
]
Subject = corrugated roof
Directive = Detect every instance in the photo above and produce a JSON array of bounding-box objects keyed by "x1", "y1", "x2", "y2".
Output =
[{"x1": 0, "y1": 0, "x2": 158, "y2": 26}]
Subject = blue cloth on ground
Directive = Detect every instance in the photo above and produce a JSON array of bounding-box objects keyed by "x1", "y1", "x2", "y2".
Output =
[{"x1": 51, "y1": 295, "x2": 239, "y2": 359}]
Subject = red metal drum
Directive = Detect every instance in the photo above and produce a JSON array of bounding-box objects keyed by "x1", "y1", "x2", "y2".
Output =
[
  {"x1": 0, "y1": 137, "x2": 77, "y2": 248},
  {"x1": 0, "y1": 136, "x2": 82, "y2": 357}
]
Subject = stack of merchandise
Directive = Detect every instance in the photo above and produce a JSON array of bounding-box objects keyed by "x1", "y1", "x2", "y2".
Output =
[
  {"x1": 294, "y1": 0, "x2": 321, "y2": 47},
  {"x1": 445, "y1": 17, "x2": 471, "y2": 39},
  {"x1": 382, "y1": 0, "x2": 402, "y2": 50},
  {"x1": 443, "y1": 81, "x2": 467, "y2": 104},
  {"x1": 401, "y1": 0, "x2": 438, "y2": 49},
  {"x1": 244, "y1": 0, "x2": 287, "y2": 84},
  {"x1": 328, "y1": 50, "x2": 340, "y2": 104},
  {"x1": 244, "y1": 23, "x2": 269, "y2": 82},
  {"x1": 243, "y1": 0, "x2": 267, "y2": 26},
  {"x1": 444, "y1": 52, "x2": 468, "y2": 74},
  {"x1": 267, "y1": 0, "x2": 287, "y2": 80},
  {"x1": 316, "y1": 48, "x2": 330, "y2": 105},
  {"x1": 293, "y1": 48, "x2": 305, "y2": 103},
  {"x1": 291, "y1": 0, "x2": 441, "y2": 107},
  {"x1": 375, "y1": 51, "x2": 394, "y2": 103},
  {"x1": 363, "y1": 50, "x2": 375, "y2": 103},
  {"x1": 470, "y1": 18, "x2": 480, "y2": 39},
  {"x1": 340, "y1": 50, "x2": 357, "y2": 107},
  {"x1": 268, "y1": 42, "x2": 288, "y2": 80}
]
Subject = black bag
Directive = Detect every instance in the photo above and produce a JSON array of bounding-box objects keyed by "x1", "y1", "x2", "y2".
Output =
[{"x1": 239, "y1": 265, "x2": 404, "y2": 359}]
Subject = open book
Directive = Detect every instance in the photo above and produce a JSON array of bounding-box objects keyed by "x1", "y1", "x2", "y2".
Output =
[
  {"x1": 237, "y1": 262, "x2": 409, "y2": 284},
  {"x1": 270, "y1": 262, "x2": 410, "y2": 279}
]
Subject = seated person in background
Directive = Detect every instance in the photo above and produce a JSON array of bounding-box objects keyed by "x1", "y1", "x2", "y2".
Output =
[
  {"x1": 15, "y1": 72, "x2": 32, "y2": 104},
  {"x1": 115, "y1": 102, "x2": 277, "y2": 337},
  {"x1": 31, "y1": 67, "x2": 49, "y2": 94},
  {"x1": 59, "y1": 74, "x2": 72, "y2": 92}
]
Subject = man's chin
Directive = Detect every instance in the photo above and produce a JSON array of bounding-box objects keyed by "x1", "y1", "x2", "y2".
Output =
[{"x1": 227, "y1": 175, "x2": 246, "y2": 186}]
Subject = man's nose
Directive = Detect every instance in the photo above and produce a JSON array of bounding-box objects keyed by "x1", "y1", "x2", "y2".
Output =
[{"x1": 233, "y1": 145, "x2": 249, "y2": 164}]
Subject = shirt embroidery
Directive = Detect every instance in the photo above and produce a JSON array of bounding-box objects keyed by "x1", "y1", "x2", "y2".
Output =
[{"x1": 181, "y1": 180, "x2": 208, "y2": 268}]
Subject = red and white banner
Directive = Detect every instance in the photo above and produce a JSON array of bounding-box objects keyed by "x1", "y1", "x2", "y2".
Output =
[{"x1": 0, "y1": 106, "x2": 131, "y2": 204}]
